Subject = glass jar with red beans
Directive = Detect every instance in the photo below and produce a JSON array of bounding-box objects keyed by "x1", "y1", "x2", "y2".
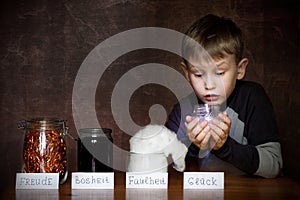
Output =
[{"x1": 18, "y1": 118, "x2": 68, "y2": 184}]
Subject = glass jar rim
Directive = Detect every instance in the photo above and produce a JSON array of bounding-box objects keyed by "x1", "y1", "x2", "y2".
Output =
[
  {"x1": 18, "y1": 117, "x2": 67, "y2": 130},
  {"x1": 129, "y1": 151, "x2": 165, "y2": 155},
  {"x1": 78, "y1": 128, "x2": 112, "y2": 139}
]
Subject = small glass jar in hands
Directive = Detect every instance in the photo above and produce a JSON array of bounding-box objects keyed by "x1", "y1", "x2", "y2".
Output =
[
  {"x1": 192, "y1": 104, "x2": 221, "y2": 123},
  {"x1": 191, "y1": 104, "x2": 222, "y2": 158}
]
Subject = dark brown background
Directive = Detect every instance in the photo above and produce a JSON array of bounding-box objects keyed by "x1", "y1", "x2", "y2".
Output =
[{"x1": 0, "y1": 0, "x2": 299, "y2": 193}]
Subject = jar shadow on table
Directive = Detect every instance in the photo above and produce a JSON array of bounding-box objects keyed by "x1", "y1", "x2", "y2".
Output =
[
  {"x1": 16, "y1": 190, "x2": 59, "y2": 200},
  {"x1": 126, "y1": 188, "x2": 167, "y2": 200},
  {"x1": 184, "y1": 189, "x2": 224, "y2": 200},
  {"x1": 71, "y1": 189, "x2": 114, "y2": 200}
]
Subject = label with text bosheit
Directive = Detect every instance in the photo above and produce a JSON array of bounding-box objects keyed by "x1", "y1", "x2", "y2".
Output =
[
  {"x1": 72, "y1": 172, "x2": 114, "y2": 189},
  {"x1": 126, "y1": 172, "x2": 168, "y2": 189},
  {"x1": 16, "y1": 173, "x2": 59, "y2": 189},
  {"x1": 184, "y1": 172, "x2": 224, "y2": 189}
]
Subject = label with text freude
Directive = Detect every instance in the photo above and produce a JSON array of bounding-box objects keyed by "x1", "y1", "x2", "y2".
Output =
[
  {"x1": 16, "y1": 173, "x2": 59, "y2": 189},
  {"x1": 72, "y1": 172, "x2": 114, "y2": 189},
  {"x1": 126, "y1": 172, "x2": 168, "y2": 189},
  {"x1": 184, "y1": 172, "x2": 224, "y2": 189}
]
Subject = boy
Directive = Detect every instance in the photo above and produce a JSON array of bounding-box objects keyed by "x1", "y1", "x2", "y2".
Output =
[{"x1": 165, "y1": 14, "x2": 282, "y2": 178}]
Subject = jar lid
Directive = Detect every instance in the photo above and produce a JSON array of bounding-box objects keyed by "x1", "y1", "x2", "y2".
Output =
[{"x1": 18, "y1": 117, "x2": 67, "y2": 130}]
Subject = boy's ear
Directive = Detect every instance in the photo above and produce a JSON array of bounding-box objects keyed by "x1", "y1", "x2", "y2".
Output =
[
  {"x1": 237, "y1": 58, "x2": 248, "y2": 80},
  {"x1": 180, "y1": 61, "x2": 190, "y2": 82}
]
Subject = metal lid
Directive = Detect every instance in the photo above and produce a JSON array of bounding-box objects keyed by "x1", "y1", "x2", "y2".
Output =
[{"x1": 18, "y1": 117, "x2": 67, "y2": 130}]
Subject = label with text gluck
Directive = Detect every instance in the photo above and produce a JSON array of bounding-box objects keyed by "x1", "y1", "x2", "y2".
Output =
[
  {"x1": 16, "y1": 173, "x2": 59, "y2": 190},
  {"x1": 71, "y1": 172, "x2": 114, "y2": 189},
  {"x1": 126, "y1": 172, "x2": 168, "y2": 189},
  {"x1": 184, "y1": 172, "x2": 224, "y2": 189}
]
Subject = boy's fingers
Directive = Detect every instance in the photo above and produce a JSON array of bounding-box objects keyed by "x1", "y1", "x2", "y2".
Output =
[
  {"x1": 199, "y1": 132, "x2": 211, "y2": 149},
  {"x1": 185, "y1": 115, "x2": 193, "y2": 123},
  {"x1": 217, "y1": 112, "x2": 231, "y2": 126},
  {"x1": 194, "y1": 125, "x2": 210, "y2": 149},
  {"x1": 210, "y1": 122, "x2": 227, "y2": 140},
  {"x1": 186, "y1": 116, "x2": 199, "y2": 130},
  {"x1": 210, "y1": 130, "x2": 220, "y2": 142}
]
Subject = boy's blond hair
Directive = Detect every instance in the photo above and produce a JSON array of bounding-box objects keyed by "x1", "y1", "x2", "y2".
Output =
[{"x1": 182, "y1": 14, "x2": 244, "y2": 65}]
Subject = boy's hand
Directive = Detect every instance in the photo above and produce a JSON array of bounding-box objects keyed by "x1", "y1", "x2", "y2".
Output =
[
  {"x1": 185, "y1": 116, "x2": 211, "y2": 150},
  {"x1": 186, "y1": 112, "x2": 231, "y2": 151},
  {"x1": 209, "y1": 112, "x2": 231, "y2": 150}
]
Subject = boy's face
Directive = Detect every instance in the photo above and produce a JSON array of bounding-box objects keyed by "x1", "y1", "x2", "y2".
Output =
[{"x1": 181, "y1": 53, "x2": 248, "y2": 105}]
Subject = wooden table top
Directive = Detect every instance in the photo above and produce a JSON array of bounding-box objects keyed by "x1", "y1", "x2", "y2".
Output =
[{"x1": 4, "y1": 158, "x2": 300, "y2": 200}]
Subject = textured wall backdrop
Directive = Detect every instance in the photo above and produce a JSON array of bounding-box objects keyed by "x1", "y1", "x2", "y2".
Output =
[{"x1": 0, "y1": 0, "x2": 299, "y2": 193}]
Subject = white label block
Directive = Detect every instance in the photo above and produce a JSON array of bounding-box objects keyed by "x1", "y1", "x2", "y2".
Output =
[
  {"x1": 126, "y1": 172, "x2": 168, "y2": 189},
  {"x1": 183, "y1": 172, "x2": 224, "y2": 189},
  {"x1": 15, "y1": 173, "x2": 59, "y2": 190},
  {"x1": 72, "y1": 172, "x2": 114, "y2": 189}
]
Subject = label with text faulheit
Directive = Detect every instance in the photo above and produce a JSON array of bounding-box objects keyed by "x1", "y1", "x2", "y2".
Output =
[
  {"x1": 126, "y1": 172, "x2": 168, "y2": 189},
  {"x1": 71, "y1": 172, "x2": 114, "y2": 189},
  {"x1": 184, "y1": 172, "x2": 224, "y2": 189},
  {"x1": 15, "y1": 173, "x2": 59, "y2": 190}
]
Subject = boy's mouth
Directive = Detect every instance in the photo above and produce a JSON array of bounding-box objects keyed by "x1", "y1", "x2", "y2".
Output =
[{"x1": 204, "y1": 94, "x2": 219, "y2": 102}]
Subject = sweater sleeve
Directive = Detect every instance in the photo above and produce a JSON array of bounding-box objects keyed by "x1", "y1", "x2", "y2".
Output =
[
  {"x1": 211, "y1": 138, "x2": 282, "y2": 178},
  {"x1": 212, "y1": 82, "x2": 282, "y2": 178},
  {"x1": 254, "y1": 142, "x2": 282, "y2": 178},
  {"x1": 211, "y1": 137, "x2": 260, "y2": 174}
]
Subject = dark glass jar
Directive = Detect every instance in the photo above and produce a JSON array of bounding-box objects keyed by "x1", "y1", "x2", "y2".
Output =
[
  {"x1": 18, "y1": 118, "x2": 68, "y2": 184},
  {"x1": 77, "y1": 128, "x2": 113, "y2": 172}
]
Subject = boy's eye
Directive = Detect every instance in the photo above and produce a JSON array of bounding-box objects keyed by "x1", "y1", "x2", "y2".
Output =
[
  {"x1": 194, "y1": 73, "x2": 203, "y2": 78},
  {"x1": 216, "y1": 71, "x2": 225, "y2": 75}
]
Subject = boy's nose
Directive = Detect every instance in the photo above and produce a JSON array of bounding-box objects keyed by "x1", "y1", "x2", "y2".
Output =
[{"x1": 204, "y1": 76, "x2": 216, "y2": 90}]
